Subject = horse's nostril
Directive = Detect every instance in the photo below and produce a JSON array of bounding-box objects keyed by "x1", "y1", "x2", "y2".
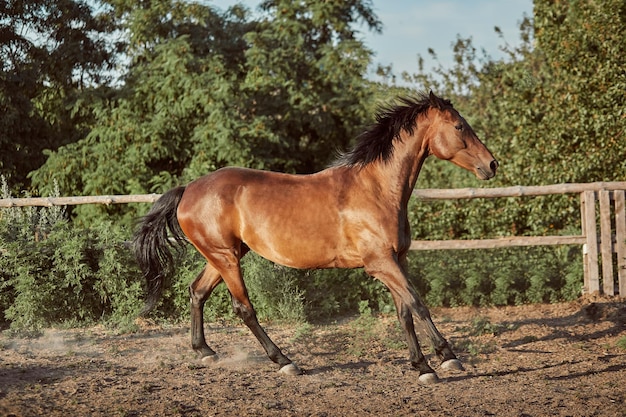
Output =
[{"x1": 490, "y1": 160, "x2": 499, "y2": 172}]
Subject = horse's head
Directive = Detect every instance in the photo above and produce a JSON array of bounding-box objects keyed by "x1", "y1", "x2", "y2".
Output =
[{"x1": 426, "y1": 92, "x2": 498, "y2": 180}]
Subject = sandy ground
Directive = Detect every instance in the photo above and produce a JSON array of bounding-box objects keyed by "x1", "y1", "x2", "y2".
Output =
[{"x1": 1, "y1": 298, "x2": 625, "y2": 417}]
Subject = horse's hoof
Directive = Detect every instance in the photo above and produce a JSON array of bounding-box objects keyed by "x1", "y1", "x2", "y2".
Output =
[
  {"x1": 441, "y1": 358, "x2": 464, "y2": 371},
  {"x1": 418, "y1": 372, "x2": 441, "y2": 385},
  {"x1": 279, "y1": 363, "x2": 303, "y2": 376},
  {"x1": 201, "y1": 354, "x2": 219, "y2": 364}
]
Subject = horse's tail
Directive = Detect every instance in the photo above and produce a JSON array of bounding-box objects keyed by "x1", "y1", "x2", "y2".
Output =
[{"x1": 132, "y1": 185, "x2": 188, "y2": 315}]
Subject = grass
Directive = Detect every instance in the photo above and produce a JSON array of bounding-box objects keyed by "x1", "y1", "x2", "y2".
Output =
[
  {"x1": 344, "y1": 302, "x2": 411, "y2": 356},
  {"x1": 381, "y1": 321, "x2": 406, "y2": 350},
  {"x1": 290, "y1": 322, "x2": 314, "y2": 343},
  {"x1": 450, "y1": 316, "x2": 507, "y2": 359},
  {"x1": 466, "y1": 316, "x2": 511, "y2": 336},
  {"x1": 454, "y1": 339, "x2": 498, "y2": 356},
  {"x1": 346, "y1": 301, "x2": 380, "y2": 357}
]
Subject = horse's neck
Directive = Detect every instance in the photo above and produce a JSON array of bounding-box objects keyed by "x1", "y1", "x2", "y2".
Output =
[{"x1": 363, "y1": 129, "x2": 430, "y2": 207}]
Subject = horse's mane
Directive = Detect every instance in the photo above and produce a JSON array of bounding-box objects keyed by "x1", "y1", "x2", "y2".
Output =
[{"x1": 333, "y1": 92, "x2": 452, "y2": 168}]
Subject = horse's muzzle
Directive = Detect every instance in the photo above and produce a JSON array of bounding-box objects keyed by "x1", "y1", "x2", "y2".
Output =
[{"x1": 477, "y1": 159, "x2": 498, "y2": 180}]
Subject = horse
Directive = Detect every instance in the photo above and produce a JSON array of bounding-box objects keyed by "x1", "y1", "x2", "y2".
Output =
[{"x1": 132, "y1": 91, "x2": 498, "y2": 384}]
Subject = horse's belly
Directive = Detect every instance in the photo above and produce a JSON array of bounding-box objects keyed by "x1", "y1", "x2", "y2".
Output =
[{"x1": 244, "y1": 230, "x2": 362, "y2": 270}]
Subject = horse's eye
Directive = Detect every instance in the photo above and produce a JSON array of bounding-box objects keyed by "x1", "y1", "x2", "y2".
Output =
[{"x1": 455, "y1": 124, "x2": 464, "y2": 131}]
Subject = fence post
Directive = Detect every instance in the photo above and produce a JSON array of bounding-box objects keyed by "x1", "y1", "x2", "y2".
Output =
[
  {"x1": 599, "y1": 190, "x2": 614, "y2": 295},
  {"x1": 581, "y1": 191, "x2": 600, "y2": 294},
  {"x1": 615, "y1": 190, "x2": 626, "y2": 297}
]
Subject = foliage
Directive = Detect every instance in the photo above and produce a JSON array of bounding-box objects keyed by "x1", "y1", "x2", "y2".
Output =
[
  {"x1": 345, "y1": 300, "x2": 380, "y2": 357},
  {"x1": 0, "y1": 0, "x2": 119, "y2": 190},
  {"x1": 29, "y1": 2, "x2": 251, "y2": 225},
  {"x1": 407, "y1": 245, "x2": 583, "y2": 308},
  {"x1": 401, "y1": 0, "x2": 625, "y2": 243},
  {"x1": 0, "y1": 175, "x2": 583, "y2": 333},
  {"x1": 3, "y1": 0, "x2": 626, "y2": 331},
  {"x1": 240, "y1": 0, "x2": 380, "y2": 173},
  {"x1": 241, "y1": 254, "x2": 306, "y2": 323},
  {"x1": 30, "y1": 0, "x2": 381, "y2": 227},
  {"x1": 471, "y1": 0, "x2": 626, "y2": 228},
  {"x1": 299, "y1": 267, "x2": 394, "y2": 320},
  {"x1": 0, "y1": 180, "x2": 143, "y2": 333}
]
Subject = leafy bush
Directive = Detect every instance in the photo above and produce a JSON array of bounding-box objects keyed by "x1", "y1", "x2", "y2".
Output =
[
  {"x1": 407, "y1": 245, "x2": 583, "y2": 308},
  {"x1": 0, "y1": 178, "x2": 159, "y2": 333},
  {"x1": 299, "y1": 267, "x2": 395, "y2": 320},
  {"x1": 0, "y1": 200, "x2": 144, "y2": 333},
  {"x1": 242, "y1": 254, "x2": 306, "y2": 323}
]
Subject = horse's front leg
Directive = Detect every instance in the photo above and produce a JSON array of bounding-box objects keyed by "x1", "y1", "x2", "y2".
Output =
[
  {"x1": 395, "y1": 257, "x2": 463, "y2": 371},
  {"x1": 365, "y1": 256, "x2": 462, "y2": 384},
  {"x1": 189, "y1": 265, "x2": 222, "y2": 359},
  {"x1": 410, "y1": 293, "x2": 464, "y2": 372},
  {"x1": 390, "y1": 293, "x2": 439, "y2": 383}
]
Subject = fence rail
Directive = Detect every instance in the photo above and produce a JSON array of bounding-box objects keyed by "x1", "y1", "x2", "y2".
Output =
[
  {"x1": 2, "y1": 181, "x2": 625, "y2": 297},
  {"x1": 411, "y1": 181, "x2": 626, "y2": 298},
  {"x1": 0, "y1": 194, "x2": 161, "y2": 207}
]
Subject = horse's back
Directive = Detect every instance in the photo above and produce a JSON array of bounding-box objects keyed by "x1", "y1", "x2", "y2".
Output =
[{"x1": 177, "y1": 167, "x2": 363, "y2": 269}]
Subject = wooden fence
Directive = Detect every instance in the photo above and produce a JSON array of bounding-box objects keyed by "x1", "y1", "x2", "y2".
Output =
[
  {"x1": 1, "y1": 181, "x2": 625, "y2": 297},
  {"x1": 410, "y1": 182, "x2": 626, "y2": 298}
]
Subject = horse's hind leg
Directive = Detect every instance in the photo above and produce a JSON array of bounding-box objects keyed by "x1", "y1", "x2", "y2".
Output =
[
  {"x1": 230, "y1": 296, "x2": 301, "y2": 375},
  {"x1": 215, "y1": 254, "x2": 302, "y2": 375},
  {"x1": 190, "y1": 264, "x2": 223, "y2": 359}
]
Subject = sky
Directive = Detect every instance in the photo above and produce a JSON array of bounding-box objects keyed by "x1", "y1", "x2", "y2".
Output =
[{"x1": 209, "y1": 0, "x2": 533, "y2": 78}]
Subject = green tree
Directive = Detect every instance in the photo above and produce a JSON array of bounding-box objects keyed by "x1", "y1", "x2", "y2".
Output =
[
  {"x1": 31, "y1": 1, "x2": 256, "y2": 224},
  {"x1": 0, "y1": 0, "x2": 118, "y2": 189},
  {"x1": 31, "y1": 0, "x2": 382, "y2": 225},
  {"x1": 239, "y1": 0, "x2": 381, "y2": 173},
  {"x1": 398, "y1": 0, "x2": 625, "y2": 241},
  {"x1": 530, "y1": 0, "x2": 626, "y2": 183}
]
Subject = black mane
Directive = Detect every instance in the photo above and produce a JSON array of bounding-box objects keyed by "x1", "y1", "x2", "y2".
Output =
[{"x1": 333, "y1": 92, "x2": 452, "y2": 167}]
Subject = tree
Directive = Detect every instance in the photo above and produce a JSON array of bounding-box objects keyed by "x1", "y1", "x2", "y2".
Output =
[
  {"x1": 397, "y1": 0, "x2": 625, "y2": 241},
  {"x1": 530, "y1": 0, "x2": 626, "y2": 183},
  {"x1": 31, "y1": 0, "x2": 382, "y2": 225},
  {"x1": 0, "y1": 0, "x2": 118, "y2": 189},
  {"x1": 239, "y1": 0, "x2": 381, "y2": 173}
]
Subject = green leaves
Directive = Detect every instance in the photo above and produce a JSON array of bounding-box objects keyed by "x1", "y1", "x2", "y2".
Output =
[
  {"x1": 5, "y1": 0, "x2": 625, "y2": 319},
  {"x1": 402, "y1": 0, "x2": 625, "y2": 249},
  {"x1": 29, "y1": 0, "x2": 381, "y2": 225},
  {"x1": 0, "y1": 203, "x2": 144, "y2": 333},
  {"x1": 408, "y1": 246, "x2": 583, "y2": 308},
  {"x1": 1, "y1": 1, "x2": 119, "y2": 189}
]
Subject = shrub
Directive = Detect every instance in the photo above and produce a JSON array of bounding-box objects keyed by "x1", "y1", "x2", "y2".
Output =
[
  {"x1": 0, "y1": 213, "x2": 145, "y2": 333},
  {"x1": 0, "y1": 179, "x2": 144, "y2": 333},
  {"x1": 407, "y1": 245, "x2": 583, "y2": 307},
  {"x1": 242, "y1": 254, "x2": 306, "y2": 323}
]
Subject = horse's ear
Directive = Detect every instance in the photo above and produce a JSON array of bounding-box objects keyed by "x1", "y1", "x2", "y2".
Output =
[{"x1": 429, "y1": 90, "x2": 441, "y2": 109}]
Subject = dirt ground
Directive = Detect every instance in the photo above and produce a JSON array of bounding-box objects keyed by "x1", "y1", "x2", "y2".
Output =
[{"x1": 1, "y1": 297, "x2": 625, "y2": 417}]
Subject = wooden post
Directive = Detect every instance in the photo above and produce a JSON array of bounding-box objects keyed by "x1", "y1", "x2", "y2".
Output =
[
  {"x1": 599, "y1": 190, "x2": 614, "y2": 295},
  {"x1": 581, "y1": 191, "x2": 600, "y2": 294},
  {"x1": 615, "y1": 190, "x2": 626, "y2": 297}
]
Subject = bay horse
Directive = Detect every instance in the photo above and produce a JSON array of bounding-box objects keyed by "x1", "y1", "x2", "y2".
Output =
[{"x1": 133, "y1": 91, "x2": 498, "y2": 384}]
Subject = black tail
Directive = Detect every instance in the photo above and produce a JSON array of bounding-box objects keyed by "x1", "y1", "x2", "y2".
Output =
[{"x1": 132, "y1": 186, "x2": 188, "y2": 315}]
